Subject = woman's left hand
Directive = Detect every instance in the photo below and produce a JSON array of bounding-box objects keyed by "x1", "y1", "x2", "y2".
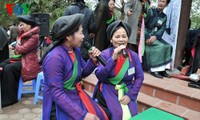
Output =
[
  {"x1": 120, "y1": 95, "x2": 131, "y2": 105},
  {"x1": 149, "y1": 36, "x2": 157, "y2": 44},
  {"x1": 88, "y1": 47, "x2": 101, "y2": 64}
]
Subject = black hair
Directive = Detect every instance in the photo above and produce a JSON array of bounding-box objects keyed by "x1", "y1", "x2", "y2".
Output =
[
  {"x1": 167, "y1": 0, "x2": 171, "y2": 5},
  {"x1": 74, "y1": 0, "x2": 85, "y2": 3},
  {"x1": 68, "y1": 22, "x2": 82, "y2": 39},
  {"x1": 70, "y1": 24, "x2": 82, "y2": 41},
  {"x1": 193, "y1": 34, "x2": 200, "y2": 48},
  {"x1": 111, "y1": 26, "x2": 127, "y2": 39}
]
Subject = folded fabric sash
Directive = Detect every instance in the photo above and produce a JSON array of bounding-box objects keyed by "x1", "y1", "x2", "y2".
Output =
[
  {"x1": 76, "y1": 82, "x2": 109, "y2": 120},
  {"x1": 63, "y1": 53, "x2": 108, "y2": 119},
  {"x1": 108, "y1": 57, "x2": 132, "y2": 120},
  {"x1": 63, "y1": 54, "x2": 78, "y2": 90},
  {"x1": 115, "y1": 83, "x2": 132, "y2": 120}
]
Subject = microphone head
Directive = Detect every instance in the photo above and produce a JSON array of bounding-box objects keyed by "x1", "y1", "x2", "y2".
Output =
[
  {"x1": 119, "y1": 43, "x2": 128, "y2": 58},
  {"x1": 82, "y1": 41, "x2": 91, "y2": 50}
]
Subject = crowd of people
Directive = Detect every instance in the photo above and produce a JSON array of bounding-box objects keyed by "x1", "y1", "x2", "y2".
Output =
[{"x1": 0, "y1": 0, "x2": 199, "y2": 119}]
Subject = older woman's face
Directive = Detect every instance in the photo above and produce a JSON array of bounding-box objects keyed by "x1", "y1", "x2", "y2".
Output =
[
  {"x1": 157, "y1": 0, "x2": 168, "y2": 11},
  {"x1": 111, "y1": 27, "x2": 128, "y2": 48},
  {"x1": 18, "y1": 22, "x2": 31, "y2": 32},
  {"x1": 71, "y1": 25, "x2": 84, "y2": 47}
]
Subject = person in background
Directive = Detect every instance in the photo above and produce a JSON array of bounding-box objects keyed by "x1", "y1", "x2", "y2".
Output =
[
  {"x1": 41, "y1": 14, "x2": 108, "y2": 120},
  {"x1": 0, "y1": 26, "x2": 9, "y2": 63},
  {"x1": 186, "y1": 34, "x2": 200, "y2": 89},
  {"x1": 124, "y1": 0, "x2": 150, "y2": 53},
  {"x1": 94, "y1": 0, "x2": 115, "y2": 51},
  {"x1": 63, "y1": 0, "x2": 95, "y2": 61},
  {"x1": 144, "y1": 0, "x2": 172, "y2": 78},
  {"x1": 0, "y1": 15, "x2": 41, "y2": 107},
  {"x1": 108, "y1": 0, "x2": 115, "y2": 16},
  {"x1": 9, "y1": 23, "x2": 18, "y2": 44},
  {"x1": 93, "y1": 21, "x2": 144, "y2": 120},
  {"x1": 182, "y1": 28, "x2": 200, "y2": 66}
]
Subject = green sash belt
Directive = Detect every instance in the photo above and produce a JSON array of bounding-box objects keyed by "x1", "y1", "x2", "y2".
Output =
[
  {"x1": 115, "y1": 83, "x2": 132, "y2": 120},
  {"x1": 64, "y1": 54, "x2": 78, "y2": 90},
  {"x1": 108, "y1": 58, "x2": 132, "y2": 120},
  {"x1": 108, "y1": 58, "x2": 129, "y2": 85}
]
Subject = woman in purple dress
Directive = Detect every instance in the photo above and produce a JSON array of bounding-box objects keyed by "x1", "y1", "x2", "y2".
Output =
[
  {"x1": 93, "y1": 21, "x2": 144, "y2": 120},
  {"x1": 41, "y1": 14, "x2": 108, "y2": 120}
]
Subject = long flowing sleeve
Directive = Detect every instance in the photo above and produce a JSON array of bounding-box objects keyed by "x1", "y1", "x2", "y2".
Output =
[
  {"x1": 127, "y1": 53, "x2": 144, "y2": 101},
  {"x1": 95, "y1": 51, "x2": 116, "y2": 83},
  {"x1": 43, "y1": 54, "x2": 87, "y2": 119},
  {"x1": 81, "y1": 58, "x2": 98, "y2": 78}
]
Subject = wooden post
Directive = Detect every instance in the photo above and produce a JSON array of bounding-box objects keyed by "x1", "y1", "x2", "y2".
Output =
[{"x1": 174, "y1": 0, "x2": 192, "y2": 67}]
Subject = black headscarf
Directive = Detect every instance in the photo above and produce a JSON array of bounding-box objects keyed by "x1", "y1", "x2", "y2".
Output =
[
  {"x1": 0, "y1": 26, "x2": 9, "y2": 50},
  {"x1": 39, "y1": 14, "x2": 84, "y2": 64},
  {"x1": 51, "y1": 14, "x2": 83, "y2": 41},
  {"x1": 106, "y1": 20, "x2": 131, "y2": 40},
  {"x1": 17, "y1": 15, "x2": 40, "y2": 27}
]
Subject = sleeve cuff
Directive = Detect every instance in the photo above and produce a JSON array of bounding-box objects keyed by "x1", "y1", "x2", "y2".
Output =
[
  {"x1": 89, "y1": 58, "x2": 98, "y2": 67},
  {"x1": 127, "y1": 93, "x2": 136, "y2": 101},
  {"x1": 145, "y1": 34, "x2": 151, "y2": 40},
  {"x1": 81, "y1": 111, "x2": 88, "y2": 119},
  {"x1": 154, "y1": 34, "x2": 160, "y2": 40}
]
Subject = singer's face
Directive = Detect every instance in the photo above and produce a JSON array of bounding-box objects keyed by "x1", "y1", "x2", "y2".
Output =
[
  {"x1": 111, "y1": 27, "x2": 128, "y2": 48},
  {"x1": 71, "y1": 25, "x2": 84, "y2": 47}
]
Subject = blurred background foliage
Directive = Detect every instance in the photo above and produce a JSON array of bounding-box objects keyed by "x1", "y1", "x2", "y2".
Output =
[
  {"x1": 0, "y1": 0, "x2": 199, "y2": 30},
  {"x1": 0, "y1": 0, "x2": 73, "y2": 29}
]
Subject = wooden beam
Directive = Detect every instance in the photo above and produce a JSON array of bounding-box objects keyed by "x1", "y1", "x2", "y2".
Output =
[{"x1": 174, "y1": 0, "x2": 192, "y2": 67}]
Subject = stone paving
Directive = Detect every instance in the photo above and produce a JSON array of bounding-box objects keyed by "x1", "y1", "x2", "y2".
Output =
[{"x1": 0, "y1": 94, "x2": 42, "y2": 120}]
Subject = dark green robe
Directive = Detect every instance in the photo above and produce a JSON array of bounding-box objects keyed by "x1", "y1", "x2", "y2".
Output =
[{"x1": 144, "y1": 8, "x2": 172, "y2": 68}]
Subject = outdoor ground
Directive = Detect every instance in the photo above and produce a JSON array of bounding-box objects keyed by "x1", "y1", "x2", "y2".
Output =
[{"x1": 0, "y1": 94, "x2": 42, "y2": 120}]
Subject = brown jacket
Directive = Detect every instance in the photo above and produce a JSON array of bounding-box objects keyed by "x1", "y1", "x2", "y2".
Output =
[{"x1": 16, "y1": 27, "x2": 41, "y2": 81}]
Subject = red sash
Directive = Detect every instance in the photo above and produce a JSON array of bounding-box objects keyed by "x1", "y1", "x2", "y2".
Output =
[
  {"x1": 114, "y1": 52, "x2": 132, "y2": 75},
  {"x1": 76, "y1": 82, "x2": 109, "y2": 120}
]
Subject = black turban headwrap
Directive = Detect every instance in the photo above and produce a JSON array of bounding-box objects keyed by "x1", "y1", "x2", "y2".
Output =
[
  {"x1": 106, "y1": 20, "x2": 132, "y2": 40},
  {"x1": 39, "y1": 14, "x2": 84, "y2": 64},
  {"x1": 17, "y1": 15, "x2": 40, "y2": 26}
]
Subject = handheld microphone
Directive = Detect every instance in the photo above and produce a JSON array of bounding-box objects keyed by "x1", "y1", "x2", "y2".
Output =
[
  {"x1": 82, "y1": 42, "x2": 107, "y2": 66},
  {"x1": 119, "y1": 44, "x2": 128, "y2": 58},
  {"x1": 122, "y1": 49, "x2": 128, "y2": 58}
]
